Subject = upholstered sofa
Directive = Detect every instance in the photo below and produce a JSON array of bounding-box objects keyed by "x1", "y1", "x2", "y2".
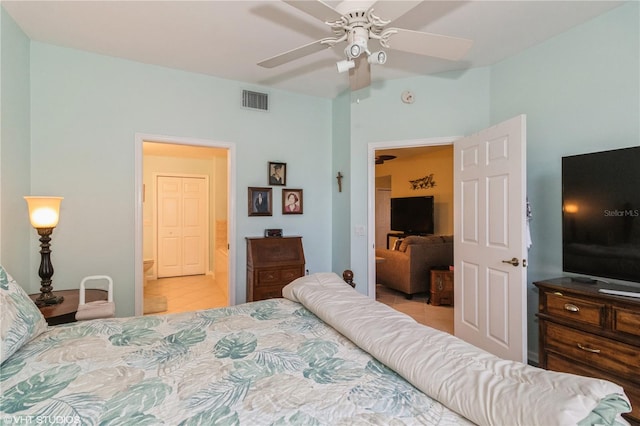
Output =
[{"x1": 375, "y1": 235, "x2": 454, "y2": 298}]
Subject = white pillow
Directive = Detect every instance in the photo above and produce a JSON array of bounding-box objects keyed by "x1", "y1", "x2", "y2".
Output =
[{"x1": 0, "y1": 265, "x2": 48, "y2": 364}]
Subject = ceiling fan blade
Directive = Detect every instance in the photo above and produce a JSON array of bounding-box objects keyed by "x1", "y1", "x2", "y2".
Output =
[
  {"x1": 385, "y1": 28, "x2": 473, "y2": 61},
  {"x1": 258, "y1": 38, "x2": 334, "y2": 68},
  {"x1": 349, "y1": 56, "x2": 371, "y2": 91},
  {"x1": 283, "y1": 0, "x2": 343, "y2": 23},
  {"x1": 368, "y1": 0, "x2": 423, "y2": 23}
]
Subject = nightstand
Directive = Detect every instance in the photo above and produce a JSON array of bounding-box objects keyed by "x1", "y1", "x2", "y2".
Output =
[{"x1": 30, "y1": 289, "x2": 108, "y2": 325}]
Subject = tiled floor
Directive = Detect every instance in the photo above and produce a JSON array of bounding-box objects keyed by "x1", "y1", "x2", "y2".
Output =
[
  {"x1": 375, "y1": 284, "x2": 454, "y2": 334},
  {"x1": 143, "y1": 274, "x2": 228, "y2": 315},
  {"x1": 144, "y1": 276, "x2": 453, "y2": 335}
]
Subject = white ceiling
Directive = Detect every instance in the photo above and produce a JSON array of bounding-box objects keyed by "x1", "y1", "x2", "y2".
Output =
[{"x1": 3, "y1": 0, "x2": 623, "y2": 99}]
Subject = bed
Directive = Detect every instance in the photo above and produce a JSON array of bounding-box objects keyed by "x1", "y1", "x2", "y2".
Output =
[{"x1": 0, "y1": 266, "x2": 632, "y2": 425}]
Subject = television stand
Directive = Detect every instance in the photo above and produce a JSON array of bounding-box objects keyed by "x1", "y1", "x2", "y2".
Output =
[{"x1": 570, "y1": 276, "x2": 597, "y2": 284}]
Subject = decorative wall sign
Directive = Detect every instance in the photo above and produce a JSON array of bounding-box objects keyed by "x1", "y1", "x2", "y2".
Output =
[{"x1": 409, "y1": 173, "x2": 436, "y2": 190}]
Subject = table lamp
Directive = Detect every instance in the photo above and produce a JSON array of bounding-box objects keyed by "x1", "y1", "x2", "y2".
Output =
[{"x1": 24, "y1": 196, "x2": 64, "y2": 306}]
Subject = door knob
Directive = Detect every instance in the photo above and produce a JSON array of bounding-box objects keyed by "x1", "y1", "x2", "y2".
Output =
[{"x1": 502, "y1": 257, "x2": 520, "y2": 267}]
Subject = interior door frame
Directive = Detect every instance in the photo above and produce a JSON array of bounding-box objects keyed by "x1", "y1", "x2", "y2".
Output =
[
  {"x1": 367, "y1": 136, "x2": 459, "y2": 298},
  {"x1": 134, "y1": 133, "x2": 237, "y2": 316}
]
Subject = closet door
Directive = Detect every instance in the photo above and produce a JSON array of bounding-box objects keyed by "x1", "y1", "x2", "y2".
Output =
[{"x1": 157, "y1": 176, "x2": 207, "y2": 278}]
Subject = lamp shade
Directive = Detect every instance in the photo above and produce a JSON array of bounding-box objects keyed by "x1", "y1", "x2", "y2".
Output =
[{"x1": 24, "y1": 196, "x2": 63, "y2": 228}]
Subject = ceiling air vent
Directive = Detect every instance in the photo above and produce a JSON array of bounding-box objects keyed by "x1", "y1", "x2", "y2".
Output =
[{"x1": 242, "y1": 90, "x2": 269, "y2": 111}]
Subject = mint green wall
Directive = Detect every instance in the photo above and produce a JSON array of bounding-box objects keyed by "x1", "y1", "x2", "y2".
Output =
[
  {"x1": 489, "y1": 1, "x2": 639, "y2": 359},
  {"x1": 0, "y1": 8, "x2": 31, "y2": 285},
  {"x1": 331, "y1": 91, "x2": 351, "y2": 276},
  {"x1": 347, "y1": 70, "x2": 491, "y2": 286},
  {"x1": 28, "y1": 42, "x2": 332, "y2": 316}
]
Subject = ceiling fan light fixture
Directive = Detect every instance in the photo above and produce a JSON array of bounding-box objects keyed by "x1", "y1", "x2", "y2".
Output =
[
  {"x1": 336, "y1": 59, "x2": 355, "y2": 73},
  {"x1": 368, "y1": 50, "x2": 387, "y2": 65},
  {"x1": 345, "y1": 42, "x2": 363, "y2": 59}
]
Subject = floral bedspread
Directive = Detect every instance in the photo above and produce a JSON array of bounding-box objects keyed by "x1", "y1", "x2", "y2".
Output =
[{"x1": 0, "y1": 299, "x2": 473, "y2": 425}]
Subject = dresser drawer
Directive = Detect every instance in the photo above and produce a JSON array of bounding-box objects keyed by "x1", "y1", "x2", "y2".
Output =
[
  {"x1": 545, "y1": 322, "x2": 640, "y2": 377},
  {"x1": 613, "y1": 307, "x2": 640, "y2": 338},
  {"x1": 253, "y1": 286, "x2": 285, "y2": 301},
  {"x1": 545, "y1": 292, "x2": 604, "y2": 327},
  {"x1": 280, "y1": 267, "x2": 303, "y2": 282},
  {"x1": 546, "y1": 352, "x2": 638, "y2": 422},
  {"x1": 256, "y1": 269, "x2": 282, "y2": 285}
]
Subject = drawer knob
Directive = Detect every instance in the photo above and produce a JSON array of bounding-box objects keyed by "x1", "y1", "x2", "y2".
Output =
[
  {"x1": 564, "y1": 303, "x2": 580, "y2": 313},
  {"x1": 577, "y1": 343, "x2": 601, "y2": 354},
  {"x1": 553, "y1": 292, "x2": 563, "y2": 296}
]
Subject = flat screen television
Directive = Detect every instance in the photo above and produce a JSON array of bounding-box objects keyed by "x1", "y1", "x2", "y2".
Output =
[
  {"x1": 562, "y1": 146, "x2": 640, "y2": 283},
  {"x1": 390, "y1": 196, "x2": 434, "y2": 235}
]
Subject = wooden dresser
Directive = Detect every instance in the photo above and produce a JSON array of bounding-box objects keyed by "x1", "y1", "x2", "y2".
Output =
[
  {"x1": 534, "y1": 278, "x2": 640, "y2": 423},
  {"x1": 246, "y1": 236, "x2": 305, "y2": 302}
]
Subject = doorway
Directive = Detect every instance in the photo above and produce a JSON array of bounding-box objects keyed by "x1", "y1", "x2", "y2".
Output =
[
  {"x1": 134, "y1": 133, "x2": 236, "y2": 316},
  {"x1": 371, "y1": 140, "x2": 456, "y2": 334},
  {"x1": 368, "y1": 116, "x2": 528, "y2": 362},
  {"x1": 156, "y1": 174, "x2": 208, "y2": 278}
]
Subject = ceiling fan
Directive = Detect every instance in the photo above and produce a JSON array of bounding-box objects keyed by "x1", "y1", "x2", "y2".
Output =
[
  {"x1": 375, "y1": 154, "x2": 396, "y2": 164},
  {"x1": 258, "y1": 0, "x2": 474, "y2": 91}
]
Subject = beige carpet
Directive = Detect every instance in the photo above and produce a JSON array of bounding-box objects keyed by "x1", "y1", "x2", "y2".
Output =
[{"x1": 143, "y1": 295, "x2": 168, "y2": 314}]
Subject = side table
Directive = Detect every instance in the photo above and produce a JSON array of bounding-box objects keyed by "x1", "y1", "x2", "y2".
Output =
[
  {"x1": 430, "y1": 269, "x2": 454, "y2": 306},
  {"x1": 29, "y1": 289, "x2": 108, "y2": 325}
]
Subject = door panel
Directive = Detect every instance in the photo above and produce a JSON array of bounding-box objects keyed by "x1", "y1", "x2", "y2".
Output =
[
  {"x1": 157, "y1": 176, "x2": 207, "y2": 278},
  {"x1": 487, "y1": 268, "x2": 509, "y2": 345},
  {"x1": 461, "y1": 180, "x2": 478, "y2": 243},
  {"x1": 454, "y1": 115, "x2": 527, "y2": 362},
  {"x1": 158, "y1": 177, "x2": 182, "y2": 277},
  {"x1": 182, "y1": 178, "x2": 206, "y2": 275},
  {"x1": 461, "y1": 261, "x2": 479, "y2": 329},
  {"x1": 487, "y1": 175, "x2": 508, "y2": 247}
]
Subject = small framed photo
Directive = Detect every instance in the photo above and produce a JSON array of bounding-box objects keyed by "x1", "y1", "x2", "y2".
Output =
[
  {"x1": 282, "y1": 189, "x2": 303, "y2": 215},
  {"x1": 248, "y1": 187, "x2": 272, "y2": 216},
  {"x1": 268, "y1": 162, "x2": 286, "y2": 186}
]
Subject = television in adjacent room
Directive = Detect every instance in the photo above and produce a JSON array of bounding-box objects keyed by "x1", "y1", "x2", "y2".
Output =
[
  {"x1": 390, "y1": 196, "x2": 434, "y2": 235},
  {"x1": 562, "y1": 146, "x2": 640, "y2": 283}
]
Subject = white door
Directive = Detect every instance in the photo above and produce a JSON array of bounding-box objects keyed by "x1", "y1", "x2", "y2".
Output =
[
  {"x1": 157, "y1": 176, "x2": 207, "y2": 278},
  {"x1": 454, "y1": 115, "x2": 527, "y2": 362}
]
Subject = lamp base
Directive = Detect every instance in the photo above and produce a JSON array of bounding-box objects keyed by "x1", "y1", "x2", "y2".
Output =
[{"x1": 35, "y1": 293, "x2": 64, "y2": 307}]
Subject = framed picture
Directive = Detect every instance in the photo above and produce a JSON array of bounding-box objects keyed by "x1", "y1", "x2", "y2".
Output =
[
  {"x1": 282, "y1": 188, "x2": 303, "y2": 215},
  {"x1": 268, "y1": 162, "x2": 286, "y2": 186},
  {"x1": 248, "y1": 187, "x2": 272, "y2": 216}
]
